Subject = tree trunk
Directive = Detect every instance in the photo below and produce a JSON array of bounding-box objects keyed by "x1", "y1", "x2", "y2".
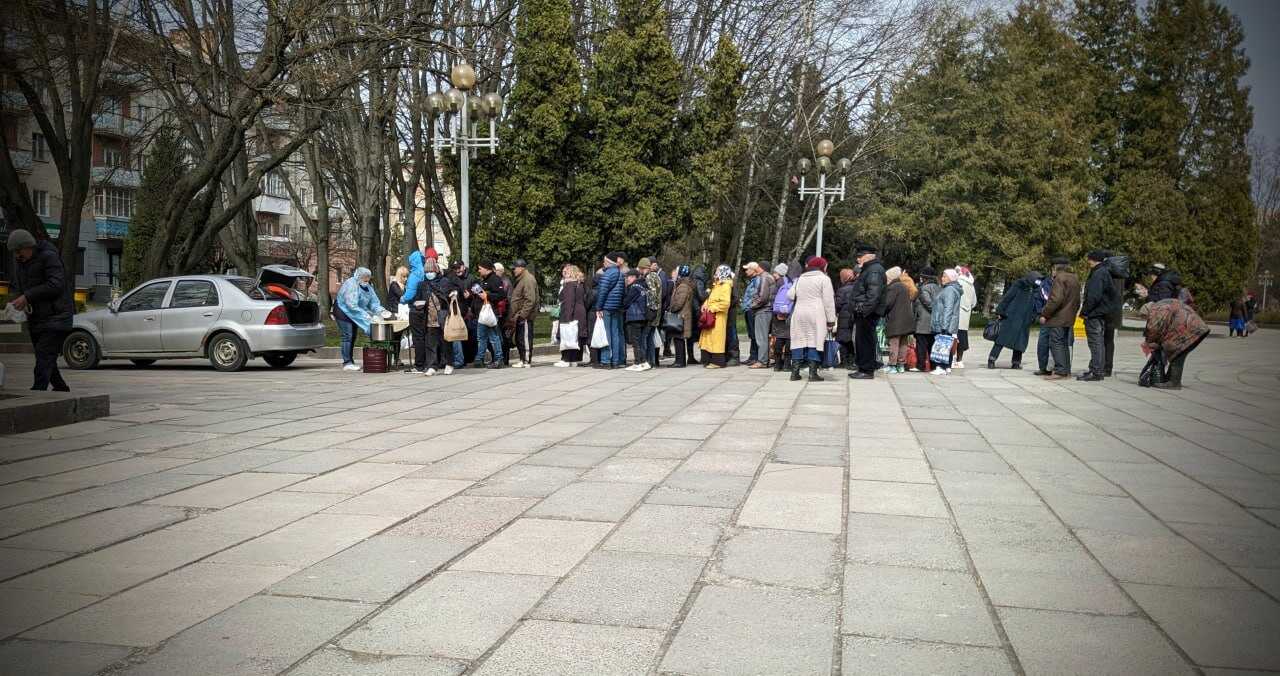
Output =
[{"x1": 770, "y1": 164, "x2": 790, "y2": 264}]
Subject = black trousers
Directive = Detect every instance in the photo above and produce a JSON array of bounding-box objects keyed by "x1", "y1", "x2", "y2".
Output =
[
  {"x1": 1085, "y1": 317, "x2": 1107, "y2": 375},
  {"x1": 915, "y1": 333, "x2": 935, "y2": 371},
  {"x1": 840, "y1": 340, "x2": 855, "y2": 368},
  {"x1": 1103, "y1": 317, "x2": 1118, "y2": 374},
  {"x1": 411, "y1": 313, "x2": 445, "y2": 370},
  {"x1": 854, "y1": 314, "x2": 879, "y2": 373},
  {"x1": 626, "y1": 321, "x2": 647, "y2": 365},
  {"x1": 674, "y1": 336, "x2": 688, "y2": 366},
  {"x1": 514, "y1": 318, "x2": 534, "y2": 363},
  {"x1": 31, "y1": 328, "x2": 69, "y2": 391}
]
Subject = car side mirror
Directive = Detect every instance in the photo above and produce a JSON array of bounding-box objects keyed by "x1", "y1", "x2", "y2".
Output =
[{"x1": 108, "y1": 299, "x2": 120, "y2": 313}]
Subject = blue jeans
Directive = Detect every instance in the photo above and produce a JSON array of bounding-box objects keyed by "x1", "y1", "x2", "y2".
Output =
[
  {"x1": 451, "y1": 318, "x2": 475, "y2": 366},
  {"x1": 475, "y1": 323, "x2": 503, "y2": 365},
  {"x1": 604, "y1": 311, "x2": 626, "y2": 365},
  {"x1": 744, "y1": 309, "x2": 758, "y2": 361},
  {"x1": 726, "y1": 311, "x2": 739, "y2": 359},
  {"x1": 791, "y1": 346, "x2": 819, "y2": 363},
  {"x1": 337, "y1": 319, "x2": 356, "y2": 365}
]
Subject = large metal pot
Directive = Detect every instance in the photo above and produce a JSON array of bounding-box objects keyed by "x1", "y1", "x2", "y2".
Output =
[{"x1": 369, "y1": 322, "x2": 395, "y2": 342}]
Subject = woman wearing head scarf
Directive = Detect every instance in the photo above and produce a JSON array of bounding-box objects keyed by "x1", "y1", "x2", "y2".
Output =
[
  {"x1": 698, "y1": 265, "x2": 734, "y2": 368},
  {"x1": 769, "y1": 263, "x2": 793, "y2": 371},
  {"x1": 954, "y1": 266, "x2": 978, "y2": 368},
  {"x1": 334, "y1": 267, "x2": 388, "y2": 371},
  {"x1": 668, "y1": 264, "x2": 698, "y2": 367},
  {"x1": 881, "y1": 266, "x2": 914, "y2": 373},
  {"x1": 1139, "y1": 295, "x2": 1209, "y2": 390},
  {"x1": 786, "y1": 256, "x2": 837, "y2": 381},
  {"x1": 913, "y1": 267, "x2": 941, "y2": 373}
]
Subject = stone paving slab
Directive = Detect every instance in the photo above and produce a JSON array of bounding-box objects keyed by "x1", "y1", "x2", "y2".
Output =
[{"x1": 0, "y1": 330, "x2": 1275, "y2": 674}]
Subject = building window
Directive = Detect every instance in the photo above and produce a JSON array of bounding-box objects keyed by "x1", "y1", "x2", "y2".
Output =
[
  {"x1": 262, "y1": 171, "x2": 287, "y2": 198},
  {"x1": 31, "y1": 189, "x2": 49, "y2": 216},
  {"x1": 102, "y1": 147, "x2": 123, "y2": 167},
  {"x1": 76, "y1": 247, "x2": 85, "y2": 275},
  {"x1": 94, "y1": 187, "x2": 134, "y2": 218},
  {"x1": 31, "y1": 133, "x2": 47, "y2": 161},
  {"x1": 101, "y1": 96, "x2": 122, "y2": 116}
]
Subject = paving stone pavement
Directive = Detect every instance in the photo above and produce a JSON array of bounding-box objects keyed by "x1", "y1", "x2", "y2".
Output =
[{"x1": 0, "y1": 328, "x2": 1278, "y2": 674}]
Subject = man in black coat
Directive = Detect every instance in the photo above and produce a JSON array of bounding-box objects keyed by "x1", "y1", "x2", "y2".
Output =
[
  {"x1": 1147, "y1": 264, "x2": 1181, "y2": 302},
  {"x1": 1079, "y1": 250, "x2": 1120, "y2": 381},
  {"x1": 847, "y1": 244, "x2": 887, "y2": 380},
  {"x1": 8, "y1": 229, "x2": 74, "y2": 391}
]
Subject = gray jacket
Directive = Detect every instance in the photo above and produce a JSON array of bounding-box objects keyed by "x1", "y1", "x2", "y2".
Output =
[
  {"x1": 914, "y1": 279, "x2": 941, "y2": 335},
  {"x1": 931, "y1": 281, "x2": 963, "y2": 335}
]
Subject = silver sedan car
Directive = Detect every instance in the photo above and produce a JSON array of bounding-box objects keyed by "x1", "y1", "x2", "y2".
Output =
[{"x1": 62, "y1": 265, "x2": 325, "y2": 372}]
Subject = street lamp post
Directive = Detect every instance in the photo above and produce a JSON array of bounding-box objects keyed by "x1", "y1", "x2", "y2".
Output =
[
  {"x1": 427, "y1": 62, "x2": 503, "y2": 268},
  {"x1": 1260, "y1": 269, "x2": 1274, "y2": 310},
  {"x1": 796, "y1": 139, "x2": 851, "y2": 258}
]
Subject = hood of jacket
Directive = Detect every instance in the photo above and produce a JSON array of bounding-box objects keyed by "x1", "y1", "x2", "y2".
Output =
[
  {"x1": 407, "y1": 251, "x2": 424, "y2": 275},
  {"x1": 899, "y1": 273, "x2": 918, "y2": 300},
  {"x1": 691, "y1": 265, "x2": 708, "y2": 283}
]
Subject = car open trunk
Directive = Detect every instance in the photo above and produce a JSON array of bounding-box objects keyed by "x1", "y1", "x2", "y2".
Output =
[{"x1": 257, "y1": 264, "x2": 320, "y2": 325}]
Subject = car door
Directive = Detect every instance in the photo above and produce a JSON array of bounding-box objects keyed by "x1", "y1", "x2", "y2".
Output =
[
  {"x1": 104, "y1": 281, "x2": 171, "y2": 353},
  {"x1": 161, "y1": 279, "x2": 221, "y2": 353}
]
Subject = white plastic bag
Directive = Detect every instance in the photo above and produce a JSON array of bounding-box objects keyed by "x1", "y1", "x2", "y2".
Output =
[
  {"x1": 397, "y1": 303, "x2": 411, "y2": 321},
  {"x1": 400, "y1": 333, "x2": 412, "y2": 351},
  {"x1": 590, "y1": 316, "x2": 609, "y2": 349},
  {"x1": 478, "y1": 302, "x2": 499, "y2": 327},
  {"x1": 560, "y1": 320, "x2": 579, "y2": 351},
  {"x1": 2, "y1": 303, "x2": 28, "y2": 323},
  {"x1": 551, "y1": 320, "x2": 560, "y2": 345},
  {"x1": 653, "y1": 328, "x2": 663, "y2": 350}
]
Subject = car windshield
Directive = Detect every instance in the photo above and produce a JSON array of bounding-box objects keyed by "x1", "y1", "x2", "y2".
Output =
[{"x1": 227, "y1": 277, "x2": 269, "y2": 300}]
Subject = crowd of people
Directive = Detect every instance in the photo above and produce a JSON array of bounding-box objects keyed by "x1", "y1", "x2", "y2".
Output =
[{"x1": 328, "y1": 243, "x2": 1218, "y2": 390}]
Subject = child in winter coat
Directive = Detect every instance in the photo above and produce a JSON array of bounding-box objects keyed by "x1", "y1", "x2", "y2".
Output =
[{"x1": 623, "y1": 270, "x2": 651, "y2": 371}]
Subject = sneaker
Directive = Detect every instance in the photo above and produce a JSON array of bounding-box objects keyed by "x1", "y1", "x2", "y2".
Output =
[
  {"x1": 935, "y1": 368, "x2": 950, "y2": 376},
  {"x1": 553, "y1": 361, "x2": 569, "y2": 368},
  {"x1": 1044, "y1": 373, "x2": 1069, "y2": 380},
  {"x1": 342, "y1": 363, "x2": 360, "y2": 372},
  {"x1": 426, "y1": 368, "x2": 436, "y2": 376},
  {"x1": 1033, "y1": 369, "x2": 1053, "y2": 376},
  {"x1": 444, "y1": 365, "x2": 454, "y2": 375},
  {"x1": 487, "y1": 362, "x2": 503, "y2": 370},
  {"x1": 953, "y1": 361, "x2": 965, "y2": 369},
  {"x1": 881, "y1": 365, "x2": 895, "y2": 374},
  {"x1": 848, "y1": 371, "x2": 874, "y2": 380},
  {"x1": 640, "y1": 363, "x2": 652, "y2": 371},
  {"x1": 404, "y1": 367, "x2": 423, "y2": 374},
  {"x1": 895, "y1": 365, "x2": 906, "y2": 374},
  {"x1": 625, "y1": 364, "x2": 644, "y2": 372}
]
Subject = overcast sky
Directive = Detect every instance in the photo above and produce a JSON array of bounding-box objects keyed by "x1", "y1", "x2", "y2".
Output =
[{"x1": 1209, "y1": 0, "x2": 1277, "y2": 143}]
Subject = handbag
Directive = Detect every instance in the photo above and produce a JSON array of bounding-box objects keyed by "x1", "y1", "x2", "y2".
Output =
[
  {"x1": 443, "y1": 297, "x2": 469, "y2": 342},
  {"x1": 1138, "y1": 350, "x2": 1166, "y2": 387},
  {"x1": 983, "y1": 318, "x2": 1001, "y2": 342},
  {"x1": 478, "y1": 302, "x2": 499, "y2": 327},
  {"x1": 904, "y1": 343, "x2": 918, "y2": 370},
  {"x1": 559, "y1": 320, "x2": 579, "y2": 351},
  {"x1": 931, "y1": 333, "x2": 956, "y2": 366},
  {"x1": 698, "y1": 308, "x2": 717, "y2": 330},
  {"x1": 590, "y1": 316, "x2": 610, "y2": 349},
  {"x1": 823, "y1": 334, "x2": 841, "y2": 368},
  {"x1": 662, "y1": 310, "x2": 684, "y2": 333}
]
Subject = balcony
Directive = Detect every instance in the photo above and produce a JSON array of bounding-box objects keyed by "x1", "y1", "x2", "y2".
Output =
[
  {"x1": 95, "y1": 218, "x2": 128, "y2": 240},
  {"x1": 1, "y1": 91, "x2": 26, "y2": 113},
  {"x1": 8, "y1": 150, "x2": 32, "y2": 173},
  {"x1": 253, "y1": 194, "x2": 291, "y2": 216},
  {"x1": 93, "y1": 112, "x2": 143, "y2": 138},
  {"x1": 91, "y1": 166, "x2": 142, "y2": 188}
]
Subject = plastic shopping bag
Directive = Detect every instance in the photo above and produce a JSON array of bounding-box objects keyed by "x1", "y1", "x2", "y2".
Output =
[
  {"x1": 1, "y1": 303, "x2": 28, "y2": 323},
  {"x1": 930, "y1": 333, "x2": 956, "y2": 366},
  {"x1": 590, "y1": 316, "x2": 609, "y2": 349},
  {"x1": 551, "y1": 320, "x2": 560, "y2": 345},
  {"x1": 560, "y1": 320, "x2": 580, "y2": 351},
  {"x1": 400, "y1": 333, "x2": 412, "y2": 351},
  {"x1": 478, "y1": 302, "x2": 499, "y2": 328},
  {"x1": 397, "y1": 303, "x2": 411, "y2": 321}
]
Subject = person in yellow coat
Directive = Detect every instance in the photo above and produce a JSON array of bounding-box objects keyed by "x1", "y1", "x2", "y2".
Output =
[{"x1": 699, "y1": 265, "x2": 735, "y2": 368}]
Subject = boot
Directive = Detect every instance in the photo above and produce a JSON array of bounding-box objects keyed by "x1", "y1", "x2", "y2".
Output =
[
  {"x1": 790, "y1": 361, "x2": 803, "y2": 381},
  {"x1": 987, "y1": 357, "x2": 996, "y2": 369},
  {"x1": 808, "y1": 361, "x2": 824, "y2": 382},
  {"x1": 773, "y1": 355, "x2": 785, "y2": 372},
  {"x1": 1161, "y1": 356, "x2": 1185, "y2": 389}
]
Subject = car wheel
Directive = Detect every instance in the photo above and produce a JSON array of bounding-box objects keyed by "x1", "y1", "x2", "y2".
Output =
[
  {"x1": 62, "y1": 331, "x2": 100, "y2": 370},
  {"x1": 207, "y1": 333, "x2": 248, "y2": 372},
  {"x1": 130, "y1": 359, "x2": 157, "y2": 367},
  {"x1": 262, "y1": 352, "x2": 297, "y2": 369}
]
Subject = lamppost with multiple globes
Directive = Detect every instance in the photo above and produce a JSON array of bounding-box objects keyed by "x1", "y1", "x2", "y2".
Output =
[
  {"x1": 1260, "y1": 268, "x2": 1273, "y2": 311},
  {"x1": 426, "y1": 62, "x2": 504, "y2": 268},
  {"x1": 795, "y1": 139, "x2": 851, "y2": 258}
]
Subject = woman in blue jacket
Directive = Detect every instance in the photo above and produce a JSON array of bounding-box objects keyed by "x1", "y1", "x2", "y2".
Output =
[{"x1": 335, "y1": 267, "x2": 388, "y2": 371}]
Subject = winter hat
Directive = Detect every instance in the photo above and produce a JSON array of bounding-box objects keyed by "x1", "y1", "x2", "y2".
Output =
[
  {"x1": 677, "y1": 264, "x2": 690, "y2": 278},
  {"x1": 637, "y1": 257, "x2": 652, "y2": 270},
  {"x1": 605, "y1": 252, "x2": 623, "y2": 264},
  {"x1": 424, "y1": 246, "x2": 439, "y2": 260},
  {"x1": 1087, "y1": 250, "x2": 1108, "y2": 262},
  {"x1": 6, "y1": 229, "x2": 36, "y2": 250},
  {"x1": 625, "y1": 269, "x2": 641, "y2": 280},
  {"x1": 920, "y1": 266, "x2": 936, "y2": 278},
  {"x1": 805, "y1": 256, "x2": 828, "y2": 271},
  {"x1": 855, "y1": 243, "x2": 878, "y2": 255},
  {"x1": 773, "y1": 263, "x2": 788, "y2": 276},
  {"x1": 885, "y1": 266, "x2": 902, "y2": 282}
]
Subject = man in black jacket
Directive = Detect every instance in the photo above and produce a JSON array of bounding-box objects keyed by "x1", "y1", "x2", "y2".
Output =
[
  {"x1": 1079, "y1": 250, "x2": 1120, "y2": 382},
  {"x1": 1147, "y1": 264, "x2": 1181, "y2": 302},
  {"x1": 9, "y1": 229, "x2": 74, "y2": 391},
  {"x1": 847, "y1": 244, "x2": 886, "y2": 380}
]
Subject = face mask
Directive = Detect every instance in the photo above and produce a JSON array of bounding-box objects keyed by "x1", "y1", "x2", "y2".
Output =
[
  {"x1": 360, "y1": 281, "x2": 370, "y2": 288},
  {"x1": 426, "y1": 272, "x2": 437, "y2": 280}
]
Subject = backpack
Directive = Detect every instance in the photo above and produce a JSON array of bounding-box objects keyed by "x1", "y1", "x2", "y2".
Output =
[
  {"x1": 1106, "y1": 254, "x2": 1130, "y2": 280},
  {"x1": 772, "y1": 279, "x2": 794, "y2": 315}
]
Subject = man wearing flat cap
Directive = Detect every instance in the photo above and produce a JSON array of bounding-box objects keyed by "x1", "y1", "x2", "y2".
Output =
[
  {"x1": 1037, "y1": 256, "x2": 1080, "y2": 380},
  {"x1": 1079, "y1": 250, "x2": 1120, "y2": 381},
  {"x1": 847, "y1": 244, "x2": 886, "y2": 380},
  {"x1": 7, "y1": 229, "x2": 74, "y2": 391}
]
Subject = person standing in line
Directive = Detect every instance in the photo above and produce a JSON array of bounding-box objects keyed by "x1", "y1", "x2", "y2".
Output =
[
  {"x1": 740, "y1": 262, "x2": 762, "y2": 365},
  {"x1": 688, "y1": 264, "x2": 709, "y2": 365},
  {"x1": 913, "y1": 267, "x2": 941, "y2": 373},
  {"x1": 1032, "y1": 268, "x2": 1054, "y2": 375},
  {"x1": 929, "y1": 269, "x2": 964, "y2": 375},
  {"x1": 640, "y1": 258, "x2": 663, "y2": 367},
  {"x1": 585, "y1": 268, "x2": 603, "y2": 367},
  {"x1": 405, "y1": 257, "x2": 451, "y2": 375},
  {"x1": 699, "y1": 265, "x2": 734, "y2": 368},
  {"x1": 724, "y1": 272, "x2": 742, "y2": 366},
  {"x1": 623, "y1": 269, "x2": 651, "y2": 371},
  {"x1": 769, "y1": 264, "x2": 794, "y2": 371},
  {"x1": 7, "y1": 229, "x2": 73, "y2": 391},
  {"x1": 668, "y1": 265, "x2": 697, "y2": 367},
  {"x1": 881, "y1": 266, "x2": 915, "y2": 374},
  {"x1": 507, "y1": 259, "x2": 540, "y2": 367},
  {"x1": 1037, "y1": 257, "x2": 1081, "y2": 380},
  {"x1": 661, "y1": 262, "x2": 675, "y2": 358},
  {"x1": 847, "y1": 245, "x2": 887, "y2": 380},
  {"x1": 493, "y1": 262, "x2": 515, "y2": 365},
  {"x1": 1102, "y1": 253, "x2": 1126, "y2": 376},
  {"x1": 955, "y1": 266, "x2": 977, "y2": 368},
  {"x1": 554, "y1": 264, "x2": 588, "y2": 367},
  {"x1": 1079, "y1": 250, "x2": 1120, "y2": 381},
  {"x1": 787, "y1": 256, "x2": 837, "y2": 382},
  {"x1": 987, "y1": 271, "x2": 1041, "y2": 369},
  {"x1": 444, "y1": 260, "x2": 476, "y2": 369},
  {"x1": 834, "y1": 267, "x2": 858, "y2": 370},
  {"x1": 472, "y1": 262, "x2": 508, "y2": 369},
  {"x1": 595, "y1": 253, "x2": 627, "y2": 369},
  {"x1": 749, "y1": 261, "x2": 778, "y2": 369}
]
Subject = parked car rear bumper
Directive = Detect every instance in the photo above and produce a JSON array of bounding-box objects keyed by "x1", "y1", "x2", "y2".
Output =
[{"x1": 242, "y1": 323, "x2": 326, "y2": 353}]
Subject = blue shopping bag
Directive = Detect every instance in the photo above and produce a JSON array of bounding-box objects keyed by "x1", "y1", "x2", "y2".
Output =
[
  {"x1": 823, "y1": 336, "x2": 841, "y2": 368},
  {"x1": 930, "y1": 333, "x2": 955, "y2": 366}
]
